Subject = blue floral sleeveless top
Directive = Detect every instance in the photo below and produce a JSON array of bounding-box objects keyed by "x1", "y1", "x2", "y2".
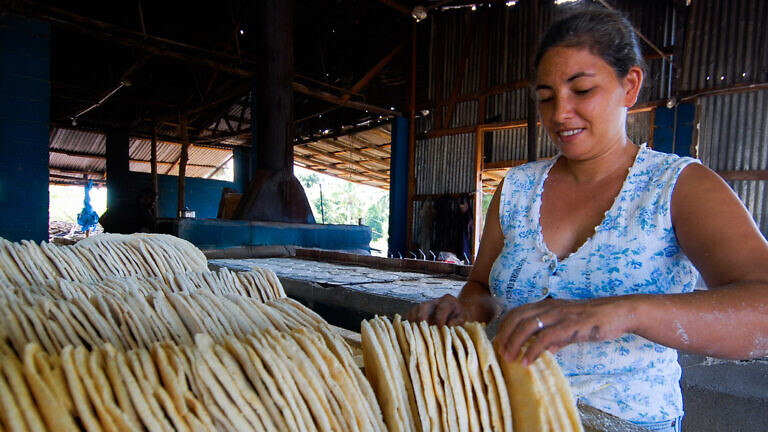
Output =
[{"x1": 489, "y1": 144, "x2": 700, "y2": 423}]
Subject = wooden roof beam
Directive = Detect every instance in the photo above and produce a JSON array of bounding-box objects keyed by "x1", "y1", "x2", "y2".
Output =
[
  {"x1": 336, "y1": 134, "x2": 391, "y2": 157},
  {"x1": 293, "y1": 82, "x2": 401, "y2": 116},
  {"x1": 340, "y1": 43, "x2": 405, "y2": 103},
  {"x1": 295, "y1": 152, "x2": 390, "y2": 181},
  {"x1": 295, "y1": 146, "x2": 390, "y2": 175},
  {"x1": 295, "y1": 146, "x2": 390, "y2": 172},
  {"x1": 294, "y1": 155, "x2": 389, "y2": 187},
  {"x1": 298, "y1": 138, "x2": 390, "y2": 166}
]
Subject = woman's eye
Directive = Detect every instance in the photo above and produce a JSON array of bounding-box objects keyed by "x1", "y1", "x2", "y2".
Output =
[
  {"x1": 575, "y1": 88, "x2": 594, "y2": 95},
  {"x1": 537, "y1": 95, "x2": 553, "y2": 103}
]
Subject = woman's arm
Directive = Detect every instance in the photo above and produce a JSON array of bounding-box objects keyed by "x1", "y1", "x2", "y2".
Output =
[
  {"x1": 495, "y1": 164, "x2": 768, "y2": 364},
  {"x1": 406, "y1": 180, "x2": 506, "y2": 325},
  {"x1": 633, "y1": 163, "x2": 768, "y2": 358}
]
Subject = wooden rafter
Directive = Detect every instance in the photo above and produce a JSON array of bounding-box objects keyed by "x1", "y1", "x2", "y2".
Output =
[
  {"x1": 295, "y1": 141, "x2": 390, "y2": 168},
  {"x1": 316, "y1": 138, "x2": 390, "y2": 166},
  {"x1": 336, "y1": 134, "x2": 391, "y2": 157},
  {"x1": 293, "y1": 82, "x2": 400, "y2": 116},
  {"x1": 295, "y1": 147, "x2": 389, "y2": 180},
  {"x1": 294, "y1": 155, "x2": 389, "y2": 188},
  {"x1": 340, "y1": 43, "x2": 405, "y2": 104}
]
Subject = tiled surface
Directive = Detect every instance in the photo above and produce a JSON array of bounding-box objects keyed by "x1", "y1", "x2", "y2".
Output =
[{"x1": 209, "y1": 257, "x2": 466, "y2": 303}]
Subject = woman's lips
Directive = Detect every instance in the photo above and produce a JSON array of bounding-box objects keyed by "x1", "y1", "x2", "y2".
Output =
[{"x1": 557, "y1": 128, "x2": 585, "y2": 144}]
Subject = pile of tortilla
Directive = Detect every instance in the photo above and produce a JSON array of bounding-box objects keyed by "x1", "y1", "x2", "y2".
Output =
[
  {"x1": 0, "y1": 234, "x2": 209, "y2": 287},
  {"x1": 362, "y1": 315, "x2": 583, "y2": 432},
  {"x1": 0, "y1": 283, "x2": 324, "y2": 356},
  {"x1": 0, "y1": 234, "x2": 388, "y2": 431},
  {"x1": 0, "y1": 327, "x2": 385, "y2": 431},
  {"x1": 0, "y1": 266, "x2": 284, "y2": 303}
]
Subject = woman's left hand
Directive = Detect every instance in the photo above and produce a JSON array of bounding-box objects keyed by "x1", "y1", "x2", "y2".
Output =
[{"x1": 494, "y1": 296, "x2": 638, "y2": 365}]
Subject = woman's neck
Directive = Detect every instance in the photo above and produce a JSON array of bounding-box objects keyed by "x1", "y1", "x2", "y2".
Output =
[{"x1": 557, "y1": 137, "x2": 638, "y2": 184}]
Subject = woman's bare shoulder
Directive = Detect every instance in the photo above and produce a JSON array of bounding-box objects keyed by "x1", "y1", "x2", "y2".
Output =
[{"x1": 672, "y1": 162, "x2": 768, "y2": 286}]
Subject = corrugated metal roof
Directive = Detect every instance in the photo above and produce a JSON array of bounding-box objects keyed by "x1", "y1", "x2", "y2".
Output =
[
  {"x1": 293, "y1": 125, "x2": 392, "y2": 189},
  {"x1": 48, "y1": 127, "x2": 233, "y2": 185}
]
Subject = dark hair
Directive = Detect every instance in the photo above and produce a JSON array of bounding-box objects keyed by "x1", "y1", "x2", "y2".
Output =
[{"x1": 534, "y1": 5, "x2": 646, "y2": 81}]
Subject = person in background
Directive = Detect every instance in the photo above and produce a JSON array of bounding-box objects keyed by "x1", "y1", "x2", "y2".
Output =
[
  {"x1": 100, "y1": 188, "x2": 157, "y2": 234},
  {"x1": 408, "y1": 5, "x2": 768, "y2": 431}
]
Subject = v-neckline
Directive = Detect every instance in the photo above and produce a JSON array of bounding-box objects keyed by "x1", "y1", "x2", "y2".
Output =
[{"x1": 534, "y1": 144, "x2": 645, "y2": 263}]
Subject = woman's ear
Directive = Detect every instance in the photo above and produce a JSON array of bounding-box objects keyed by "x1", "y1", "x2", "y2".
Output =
[{"x1": 622, "y1": 65, "x2": 644, "y2": 108}]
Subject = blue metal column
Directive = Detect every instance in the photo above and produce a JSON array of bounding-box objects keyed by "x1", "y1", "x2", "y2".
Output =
[
  {"x1": 233, "y1": 146, "x2": 251, "y2": 192},
  {"x1": 388, "y1": 116, "x2": 409, "y2": 256},
  {"x1": 0, "y1": 15, "x2": 50, "y2": 242},
  {"x1": 652, "y1": 103, "x2": 695, "y2": 157},
  {"x1": 105, "y1": 129, "x2": 131, "y2": 210}
]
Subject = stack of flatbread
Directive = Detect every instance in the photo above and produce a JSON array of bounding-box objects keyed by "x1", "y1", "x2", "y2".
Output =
[
  {"x1": 0, "y1": 267, "x2": 285, "y2": 304},
  {"x1": 0, "y1": 284, "x2": 324, "y2": 356},
  {"x1": 362, "y1": 315, "x2": 583, "y2": 432},
  {"x1": 0, "y1": 234, "x2": 209, "y2": 288},
  {"x1": 0, "y1": 326, "x2": 385, "y2": 432}
]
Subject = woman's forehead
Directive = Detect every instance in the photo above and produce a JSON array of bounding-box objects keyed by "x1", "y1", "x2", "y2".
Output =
[{"x1": 536, "y1": 46, "x2": 614, "y2": 84}]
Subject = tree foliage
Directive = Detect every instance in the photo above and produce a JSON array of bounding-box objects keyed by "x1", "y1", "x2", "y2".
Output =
[{"x1": 295, "y1": 167, "x2": 389, "y2": 244}]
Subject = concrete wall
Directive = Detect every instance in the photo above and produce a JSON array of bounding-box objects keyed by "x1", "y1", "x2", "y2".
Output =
[
  {"x1": 122, "y1": 172, "x2": 238, "y2": 219},
  {"x1": 165, "y1": 218, "x2": 372, "y2": 252},
  {"x1": 680, "y1": 353, "x2": 768, "y2": 431},
  {"x1": 0, "y1": 15, "x2": 50, "y2": 242}
]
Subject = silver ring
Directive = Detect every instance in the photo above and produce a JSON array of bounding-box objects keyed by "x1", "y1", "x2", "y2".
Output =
[{"x1": 535, "y1": 316, "x2": 544, "y2": 330}]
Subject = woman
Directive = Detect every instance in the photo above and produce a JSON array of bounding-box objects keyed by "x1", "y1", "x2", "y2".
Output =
[{"x1": 407, "y1": 6, "x2": 768, "y2": 430}]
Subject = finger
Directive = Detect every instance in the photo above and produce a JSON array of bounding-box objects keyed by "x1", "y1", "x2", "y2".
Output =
[
  {"x1": 446, "y1": 314, "x2": 466, "y2": 327},
  {"x1": 406, "y1": 303, "x2": 423, "y2": 321},
  {"x1": 499, "y1": 314, "x2": 549, "y2": 363},
  {"x1": 523, "y1": 315, "x2": 587, "y2": 365},
  {"x1": 432, "y1": 295, "x2": 459, "y2": 326},
  {"x1": 494, "y1": 307, "x2": 544, "y2": 359},
  {"x1": 408, "y1": 301, "x2": 436, "y2": 323},
  {"x1": 521, "y1": 326, "x2": 561, "y2": 365}
]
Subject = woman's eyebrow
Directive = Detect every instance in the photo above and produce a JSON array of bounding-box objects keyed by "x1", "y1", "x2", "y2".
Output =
[
  {"x1": 567, "y1": 71, "x2": 596, "y2": 82},
  {"x1": 535, "y1": 71, "x2": 597, "y2": 91}
]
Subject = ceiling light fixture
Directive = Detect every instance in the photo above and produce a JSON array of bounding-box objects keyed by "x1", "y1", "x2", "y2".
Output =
[{"x1": 412, "y1": 5, "x2": 427, "y2": 22}]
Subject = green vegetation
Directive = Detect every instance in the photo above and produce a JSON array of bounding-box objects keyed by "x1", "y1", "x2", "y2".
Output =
[{"x1": 295, "y1": 166, "x2": 389, "y2": 255}]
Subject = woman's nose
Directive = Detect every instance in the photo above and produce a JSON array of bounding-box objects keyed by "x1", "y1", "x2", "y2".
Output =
[{"x1": 552, "y1": 96, "x2": 573, "y2": 123}]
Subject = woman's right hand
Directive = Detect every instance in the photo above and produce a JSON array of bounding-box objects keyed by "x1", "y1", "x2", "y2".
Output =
[{"x1": 406, "y1": 294, "x2": 468, "y2": 326}]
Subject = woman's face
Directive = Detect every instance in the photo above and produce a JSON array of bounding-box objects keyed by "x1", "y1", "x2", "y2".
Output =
[{"x1": 535, "y1": 46, "x2": 642, "y2": 161}]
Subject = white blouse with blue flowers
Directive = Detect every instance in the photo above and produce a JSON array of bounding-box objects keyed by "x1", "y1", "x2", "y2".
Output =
[{"x1": 489, "y1": 144, "x2": 700, "y2": 423}]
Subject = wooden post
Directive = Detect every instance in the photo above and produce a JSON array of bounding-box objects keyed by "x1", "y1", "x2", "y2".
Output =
[
  {"x1": 526, "y1": 0, "x2": 539, "y2": 162},
  {"x1": 406, "y1": 20, "x2": 417, "y2": 251},
  {"x1": 474, "y1": 9, "x2": 490, "y2": 260},
  {"x1": 150, "y1": 121, "x2": 159, "y2": 218},
  {"x1": 473, "y1": 128, "x2": 484, "y2": 260},
  {"x1": 177, "y1": 111, "x2": 189, "y2": 216}
]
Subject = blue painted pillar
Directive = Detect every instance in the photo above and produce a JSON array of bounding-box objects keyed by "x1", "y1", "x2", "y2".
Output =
[
  {"x1": 652, "y1": 103, "x2": 695, "y2": 157},
  {"x1": 105, "y1": 129, "x2": 131, "y2": 210},
  {"x1": 249, "y1": 86, "x2": 260, "y2": 177},
  {"x1": 388, "y1": 116, "x2": 409, "y2": 256},
  {"x1": 0, "y1": 15, "x2": 50, "y2": 242},
  {"x1": 233, "y1": 146, "x2": 251, "y2": 192}
]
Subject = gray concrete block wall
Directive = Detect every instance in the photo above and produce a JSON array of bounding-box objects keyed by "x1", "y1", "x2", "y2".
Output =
[{"x1": 680, "y1": 353, "x2": 768, "y2": 431}]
